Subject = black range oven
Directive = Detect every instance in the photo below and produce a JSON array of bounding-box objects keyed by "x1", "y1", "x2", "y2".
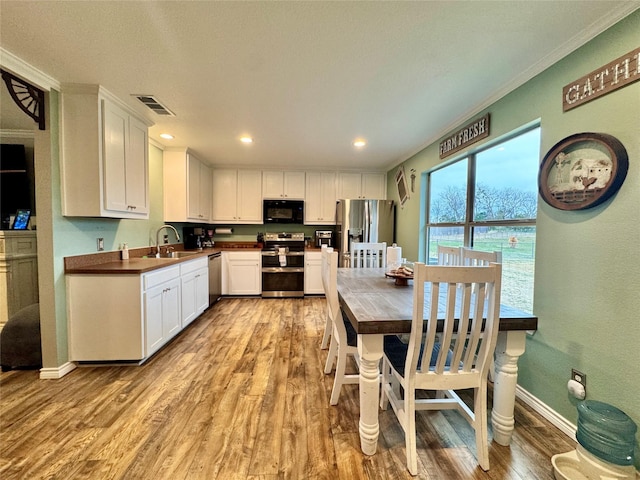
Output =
[{"x1": 261, "y1": 232, "x2": 305, "y2": 298}]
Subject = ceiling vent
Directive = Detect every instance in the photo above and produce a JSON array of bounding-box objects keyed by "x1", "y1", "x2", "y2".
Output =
[{"x1": 132, "y1": 95, "x2": 175, "y2": 116}]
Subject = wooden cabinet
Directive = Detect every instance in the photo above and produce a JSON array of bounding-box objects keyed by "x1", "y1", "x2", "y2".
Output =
[
  {"x1": 212, "y1": 169, "x2": 262, "y2": 224},
  {"x1": 163, "y1": 148, "x2": 211, "y2": 223},
  {"x1": 262, "y1": 170, "x2": 305, "y2": 199},
  {"x1": 180, "y1": 257, "x2": 209, "y2": 327},
  {"x1": 61, "y1": 84, "x2": 150, "y2": 219},
  {"x1": 0, "y1": 231, "x2": 38, "y2": 329},
  {"x1": 144, "y1": 271, "x2": 181, "y2": 358},
  {"x1": 337, "y1": 172, "x2": 386, "y2": 199},
  {"x1": 222, "y1": 251, "x2": 261, "y2": 295},
  {"x1": 304, "y1": 172, "x2": 337, "y2": 224},
  {"x1": 304, "y1": 251, "x2": 323, "y2": 294}
]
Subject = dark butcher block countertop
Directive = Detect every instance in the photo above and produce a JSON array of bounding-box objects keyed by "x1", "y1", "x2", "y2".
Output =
[{"x1": 64, "y1": 242, "x2": 325, "y2": 275}]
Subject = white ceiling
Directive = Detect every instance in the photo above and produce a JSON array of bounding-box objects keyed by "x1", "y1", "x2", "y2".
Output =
[{"x1": 1, "y1": 1, "x2": 638, "y2": 171}]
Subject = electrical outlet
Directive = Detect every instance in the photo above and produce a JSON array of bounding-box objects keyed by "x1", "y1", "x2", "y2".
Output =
[
  {"x1": 571, "y1": 368, "x2": 586, "y2": 387},
  {"x1": 97, "y1": 237, "x2": 104, "y2": 251}
]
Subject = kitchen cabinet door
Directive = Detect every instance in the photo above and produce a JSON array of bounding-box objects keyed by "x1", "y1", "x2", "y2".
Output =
[
  {"x1": 145, "y1": 276, "x2": 181, "y2": 357},
  {"x1": 164, "y1": 149, "x2": 210, "y2": 223},
  {"x1": 237, "y1": 170, "x2": 263, "y2": 222},
  {"x1": 361, "y1": 172, "x2": 386, "y2": 199},
  {"x1": 304, "y1": 251, "x2": 324, "y2": 294},
  {"x1": 223, "y1": 251, "x2": 261, "y2": 295},
  {"x1": 181, "y1": 258, "x2": 209, "y2": 327},
  {"x1": 337, "y1": 172, "x2": 386, "y2": 199},
  {"x1": 262, "y1": 170, "x2": 305, "y2": 199},
  {"x1": 212, "y1": 169, "x2": 262, "y2": 223},
  {"x1": 305, "y1": 172, "x2": 336, "y2": 224}
]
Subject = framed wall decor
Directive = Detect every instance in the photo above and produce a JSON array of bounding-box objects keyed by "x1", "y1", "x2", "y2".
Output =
[
  {"x1": 538, "y1": 132, "x2": 628, "y2": 210},
  {"x1": 395, "y1": 166, "x2": 409, "y2": 206}
]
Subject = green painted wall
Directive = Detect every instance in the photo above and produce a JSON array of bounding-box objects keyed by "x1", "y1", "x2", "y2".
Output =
[{"x1": 388, "y1": 11, "x2": 640, "y2": 463}]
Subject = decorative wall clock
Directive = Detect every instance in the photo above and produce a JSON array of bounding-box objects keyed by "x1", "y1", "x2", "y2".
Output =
[{"x1": 538, "y1": 132, "x2": 628, "y2": 210}]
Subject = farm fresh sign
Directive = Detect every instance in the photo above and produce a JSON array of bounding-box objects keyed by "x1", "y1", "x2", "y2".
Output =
[
  {"x1": 563, "y1": 47, "x2": 640, "y2": 112},
  {"x1": 439, "y1": 114, "x2": 490, "y2": 159}
]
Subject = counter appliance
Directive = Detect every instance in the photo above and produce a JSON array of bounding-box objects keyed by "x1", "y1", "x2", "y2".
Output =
[
  {"x1": 315, "y1": 230, "x2": 334, "y2": 247},
  {"x1": 336, "y1": 199, "x2": 395, "y2": 267}
]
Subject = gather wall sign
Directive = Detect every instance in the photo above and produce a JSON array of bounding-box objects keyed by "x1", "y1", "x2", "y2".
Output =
[{"x1": 563, "y1": 47, "x2": 639, "y2": 112}]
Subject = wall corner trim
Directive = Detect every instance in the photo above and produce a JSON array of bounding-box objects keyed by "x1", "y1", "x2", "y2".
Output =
[{"x1": 39, "y1": 361, "x2": 77, "y2": 379}]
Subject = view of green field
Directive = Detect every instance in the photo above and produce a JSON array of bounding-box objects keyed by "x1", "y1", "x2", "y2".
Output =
[{"x1": 428, "y1": 228, "x2": 536, "y2": 313}]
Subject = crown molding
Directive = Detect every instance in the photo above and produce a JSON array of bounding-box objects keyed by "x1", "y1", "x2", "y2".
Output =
[{"x1": 0, "y1": 47, "x2": 60, "y2": 91}]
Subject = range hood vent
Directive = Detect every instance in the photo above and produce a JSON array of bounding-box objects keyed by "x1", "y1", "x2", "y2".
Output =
[{"x1": 132, "y1": 95, "x2": 175, "y2": 116}]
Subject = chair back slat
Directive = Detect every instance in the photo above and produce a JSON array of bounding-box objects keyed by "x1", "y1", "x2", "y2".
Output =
[
  {"x1": 461, "y1": 247, "x2": 502, "y2": 266},
  {"x1": 436, "y1": 245, "x2": 463, "y2": 266},
  {"x1": 351, "y1": 242, "x2": 387, "y2": 268},
  {"x1": 412, "y1": 264, "x2": 502, "y2": 380}
]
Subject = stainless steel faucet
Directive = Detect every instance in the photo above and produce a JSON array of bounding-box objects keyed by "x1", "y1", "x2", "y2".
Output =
[{"x1": 156, "y1": 225, "x2": 181, "y2": 257}]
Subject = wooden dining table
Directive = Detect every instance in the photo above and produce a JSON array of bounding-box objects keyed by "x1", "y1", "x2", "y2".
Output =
[{"x1": 336, "y1": 267, "x2": 537, "y2": 456}]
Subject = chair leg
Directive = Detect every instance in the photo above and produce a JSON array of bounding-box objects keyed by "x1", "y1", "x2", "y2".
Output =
[
  {"x1": 324, "y1": 336, "x2": 337, "y2": 374},
  {"x1": 474, "y1": 385, "x2": 490, "y2": 471},
  {"x1": 330, "y1": 347, "x2": 348, "y2": 405},
  {"x1": 404, "y1": 388, "x2": 418, "y2": 475},
  {"x1": 320, "y1": 311, "x2": 331, "y2": 349}
]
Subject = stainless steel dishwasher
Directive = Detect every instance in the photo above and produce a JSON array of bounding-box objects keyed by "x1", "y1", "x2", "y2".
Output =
[{"x1": 208, "y1": 252, "x2": 222, "y2": 306}]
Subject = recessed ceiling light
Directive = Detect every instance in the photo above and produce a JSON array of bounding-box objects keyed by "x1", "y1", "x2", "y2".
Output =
[
  {"x1": 353, "y1": 139, "x2": 366, "y2": 148},
  {"x1": 159, "y1": 133, "x2": 174, "y2": 140},
  {"x1": 240, "y1": 136, "x2": 253, "y2": 144}
]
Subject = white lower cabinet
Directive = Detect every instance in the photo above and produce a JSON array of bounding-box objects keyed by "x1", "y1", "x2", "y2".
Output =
[
  {"x1": 145, "y1": 273, "x2": 181, "y2": 358},
  {"x1": 222, "y1": 251, "x2": 261, "y2": 295},
  {"x1": 180, "y1": 257, "x2": 209, "y2": 327},
  {"x1": 67, "y1": 257, "x2": 210, "y2": 363},
  {"x1": 304, "y1": 251, "x2": 324, "y2": 294}
]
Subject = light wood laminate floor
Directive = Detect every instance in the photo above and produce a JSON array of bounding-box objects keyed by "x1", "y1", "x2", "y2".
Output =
[{"x1": 0, "y1": 297, "x2": 575, "y2": 479}]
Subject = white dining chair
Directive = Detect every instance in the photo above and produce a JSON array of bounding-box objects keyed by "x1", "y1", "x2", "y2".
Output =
[
  {"x1": 351, "y1": 242, "x2": 387, "y2": 268},
  {"x1": 380, "y1": 262, "x2": 502, "y2": 474},
  {"x1": 322, "y1": 247, "x2": 359, "y2": 405},
  {"x1": 320, "y1": 245, "x2": 332, "y2": 350},
  {"x1": 436, "y1": 245, "x2": 463, "y2": 266}
]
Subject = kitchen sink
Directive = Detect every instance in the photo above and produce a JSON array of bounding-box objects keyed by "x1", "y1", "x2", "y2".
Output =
[{"x1": 158, "y1": 251, "x2": 201, "y2": 259}]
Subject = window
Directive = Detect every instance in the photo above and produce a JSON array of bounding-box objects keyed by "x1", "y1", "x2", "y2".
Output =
[{"x1": 424, "y1": 126, "x2": 540, "y2": 313}]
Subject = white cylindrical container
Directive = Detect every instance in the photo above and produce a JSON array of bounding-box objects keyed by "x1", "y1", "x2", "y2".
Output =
[{"x1": 387, "y1": 244, "x2": 402, "y2": 268}]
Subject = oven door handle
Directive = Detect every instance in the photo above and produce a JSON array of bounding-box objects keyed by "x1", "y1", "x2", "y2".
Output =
[
  {"x1": 262, "y1": 251, "x2": 304, "y2": 256},
  {"x1": 262, "y1": 267, "x2": 305, "y2": 273}
]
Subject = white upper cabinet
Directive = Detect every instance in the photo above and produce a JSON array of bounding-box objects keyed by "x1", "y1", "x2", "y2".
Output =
[
  {"x1": 337, "y1": 172, "x2": 386, "y2": 199},
  {"x1": 262, "y1": 170, "x2": 305, "y2": 199},
  {"x1": 163, "y1": 148, "x2": 211, "y2": 223},
  {"x1": 61, "y1": 84, "x2": 151, "y2": 218},
  {"x1": 212, "y1": 169, "x2": 262, "y2": 224},
  {"x1": 304, "y1": 172, "x2": 337, "y2": 224}
]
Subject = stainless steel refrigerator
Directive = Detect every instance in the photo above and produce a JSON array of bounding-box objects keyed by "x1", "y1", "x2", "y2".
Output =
[{"x1": 335, "y1": 199, "x2": 395, "y2": 267}]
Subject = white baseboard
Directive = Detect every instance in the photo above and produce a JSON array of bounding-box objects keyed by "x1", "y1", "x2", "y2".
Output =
[
  {"x1": 515, "y1": 384, "x2": 577, "y2": 441},
  {"x1": 39, "y1": 361, "x2": 76, "y2": 379}
]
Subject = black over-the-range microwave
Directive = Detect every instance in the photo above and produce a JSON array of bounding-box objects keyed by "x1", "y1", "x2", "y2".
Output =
[{"x1": 263, "y1": 199, "x2": 304, "y2": 224}]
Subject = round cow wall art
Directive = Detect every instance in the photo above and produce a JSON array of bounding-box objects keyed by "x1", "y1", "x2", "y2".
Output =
[{"x1": 538, "y1": 132, "x2": 628, "y2": 210}]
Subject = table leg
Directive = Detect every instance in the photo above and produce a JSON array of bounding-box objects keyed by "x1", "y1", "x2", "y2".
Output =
[
  {"x1": 357, "y1": 333, "x2": 384, "y2": 455},
  {"x1": 491, "y1": 331, "x2": 526, "y2": 446}
]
